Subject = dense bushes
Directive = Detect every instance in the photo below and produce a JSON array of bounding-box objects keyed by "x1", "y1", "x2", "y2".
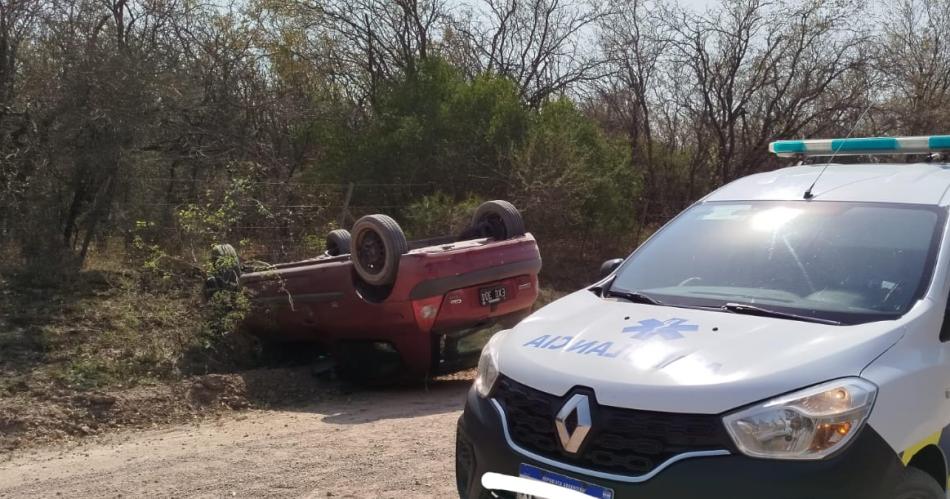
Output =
[
  {"x1": 402, "y1": 193, "x2": 484, "y2": 239},
  {"x1": 313, "y1": 59, "x2": 637, "y2": 278}
]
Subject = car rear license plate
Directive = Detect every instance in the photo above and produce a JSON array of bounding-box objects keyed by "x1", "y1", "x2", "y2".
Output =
[
  {"x1": 479, "y1": 285, "x2": 508, "y2": 306},
  {"x1": 516, "y1": 464, "x2": 614, "y2": 499}
]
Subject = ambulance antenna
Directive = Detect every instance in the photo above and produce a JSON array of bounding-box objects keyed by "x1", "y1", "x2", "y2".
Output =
[{"x1": 803, "y1": 103, "x2": 873, "y2": 200}]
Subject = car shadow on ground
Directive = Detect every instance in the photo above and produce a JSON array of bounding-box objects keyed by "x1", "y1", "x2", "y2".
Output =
[
  {"x1": 306, "y1": 377, "x2": 472, "y2": 425},
  {"x1": 230, "y1": 357, "x2": 475, "y2": 425}
]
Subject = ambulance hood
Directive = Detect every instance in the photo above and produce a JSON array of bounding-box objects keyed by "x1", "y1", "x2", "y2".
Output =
[{"x1": 497, "y1": 289, "x2": 905, "y2": 414}]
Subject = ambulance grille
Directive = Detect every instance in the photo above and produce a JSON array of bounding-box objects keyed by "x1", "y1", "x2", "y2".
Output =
[{"x1": 493, "y1": 376, "x2": 733, "y2": 476}]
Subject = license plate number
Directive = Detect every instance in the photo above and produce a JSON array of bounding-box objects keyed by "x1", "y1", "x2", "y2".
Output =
[
  {"x1": 479, "y1": 285, "x2": 507, "y2": 306},
  {"x1": 517, "y1": 464, "x2": 614, "y2": 499}
]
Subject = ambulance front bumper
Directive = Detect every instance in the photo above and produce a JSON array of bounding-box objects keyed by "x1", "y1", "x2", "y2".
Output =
[{"x1": 456, "y1": 386, "x2": 905, "y2": 499}]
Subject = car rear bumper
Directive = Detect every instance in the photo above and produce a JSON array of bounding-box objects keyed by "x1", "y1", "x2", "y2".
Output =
[
  {"x1": 410, "y1": 257, "x2": 542, "y2": 300},
  {"x1": 433, "y1": 310, "x2": 532, "y2": 375},
  {"x1": 456, "y1": 387, "x2": 905, "y2": 499}
]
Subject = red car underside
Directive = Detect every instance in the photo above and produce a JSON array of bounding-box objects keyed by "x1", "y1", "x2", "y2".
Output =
[{"x1": 240, "y1": 234, "x2": 541, "y2": 377}]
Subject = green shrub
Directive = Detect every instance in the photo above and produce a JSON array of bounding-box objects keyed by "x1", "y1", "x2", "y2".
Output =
[
  {"x1": 201, "y1": 289, "x2": 252, "y2": 347},
  {"x1": 511, "y1": 98, "x2": 635, "y2": 234},
  {"x1": 402, "y1": 193, "x2": 483, "y2": 239}
]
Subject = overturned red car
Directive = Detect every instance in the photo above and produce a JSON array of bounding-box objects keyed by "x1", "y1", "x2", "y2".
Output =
[{"x1": 207, "y1": 201, "x2": 542, "y2": 379}]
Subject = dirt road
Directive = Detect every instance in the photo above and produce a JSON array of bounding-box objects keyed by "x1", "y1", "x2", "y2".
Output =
[{"x1": 0, "y1": 378, "x2": 470, "y2": 498}]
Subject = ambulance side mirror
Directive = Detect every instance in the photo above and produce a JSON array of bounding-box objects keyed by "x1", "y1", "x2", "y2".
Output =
[{"x1": 599, "y1": 258, "x2": 623, "y2": 279}]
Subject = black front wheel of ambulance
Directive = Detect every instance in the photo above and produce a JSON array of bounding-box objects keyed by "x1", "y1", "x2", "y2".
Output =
[
  {"x1": 471, "y1": 200, "x2": 526, "y2": 241},
  {"x1": 893, "y1": 467, "x2": 944, "y2": 499},
  {"x1": 350, "y1": 214, "x2": 409, "y2": 286}
]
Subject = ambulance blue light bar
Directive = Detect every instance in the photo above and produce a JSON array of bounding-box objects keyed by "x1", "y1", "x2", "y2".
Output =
[{"x1": 770, "y1": 135, "x2": 950, "y2": 158}]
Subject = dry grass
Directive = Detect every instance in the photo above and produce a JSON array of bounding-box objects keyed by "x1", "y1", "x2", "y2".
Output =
[
  {"x1": 2, "y1": 273, "x2": 180, "y2": 393},
  {"x1": 0, "y1": 251, "x2": 258, "y2": 397},
  {"x1": 0, "y1": 252, "x2": 320, "y2": 453},
  {"x1": 0, "y1": 244, "x2": 572, "y2": 452}
]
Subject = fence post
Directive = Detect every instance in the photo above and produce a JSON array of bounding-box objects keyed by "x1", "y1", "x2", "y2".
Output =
[{"x1": 339, "y1": 183, "x2": 354, "y2": 227}]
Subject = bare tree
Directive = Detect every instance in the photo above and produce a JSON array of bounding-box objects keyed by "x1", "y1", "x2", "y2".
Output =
[
  {"x1": 596, "y1": 0, "x2": 671, "y2": 232},
  {"x1": 0, "y1": 0, "x2": 37, "y2": 108},
  {"x1": 280, "y1": 0, "x2": 447, "y2": 104},
  {"x1": 455, "y1": 0, "x2": 611, "y2": 106},
  {"x1": 0, "y1": 0, "x2": 36, "y2": 243},
  {"x1": 874, "y1": 0, "x2": 950, "y2": 134},
  {"x1": 670, "y1": 0, "x2": 869, "y2": 185},
  {"x1": 599, "y1": 0, "x2": 667, "y2": 160}
]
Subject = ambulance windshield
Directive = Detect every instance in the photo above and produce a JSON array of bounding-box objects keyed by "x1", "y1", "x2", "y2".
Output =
[{"x1": 610, "y1": 201, "x2": 944, "y2": 325}]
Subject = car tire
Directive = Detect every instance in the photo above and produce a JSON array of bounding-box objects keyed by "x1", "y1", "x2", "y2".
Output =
[
  {"x1": 325, "y1": 229, "x2": 351, "y2": 256},
  {"x1": 350, "y1": 214, "x2": 408, "y2": 286},
  {"x1": 206, "y1": 243, "x2": 241, "y2": 295},
  {"x1": 893, "y1": 467, "x2": 944, "y2": 499},
  {"x1": 212, "y1": 242, "x2": 239, "y2": 261},
  {"x1": 471, "y1": 200, "x2": 526, "y2": 240}
]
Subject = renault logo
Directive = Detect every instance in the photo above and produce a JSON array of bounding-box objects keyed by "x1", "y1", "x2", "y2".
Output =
[{"x1": 555, "y1": 394, "x2": 592, "y2": 454}]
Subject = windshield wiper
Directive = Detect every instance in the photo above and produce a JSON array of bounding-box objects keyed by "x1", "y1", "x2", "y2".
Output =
[
  {"x1": 720, "y1": 302, "x2": 841, "y2": 325},
  {"x1": 605, "y1": 289, "x2": 665, "y2": 306}
]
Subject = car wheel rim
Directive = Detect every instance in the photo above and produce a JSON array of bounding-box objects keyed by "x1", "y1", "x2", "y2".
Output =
[
  {"x1": 357, "y1": 230, "x2": 386, "y2": 275},
  {"x1": 477, "y1": 214, "x2": 508, "y2": 240}
]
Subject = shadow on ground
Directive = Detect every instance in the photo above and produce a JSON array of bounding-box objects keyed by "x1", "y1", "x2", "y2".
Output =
[{"x1": 316, "y1": 377, "x2": 472, "y2": 425}]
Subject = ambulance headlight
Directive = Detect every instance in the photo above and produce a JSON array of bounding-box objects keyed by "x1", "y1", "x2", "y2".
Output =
[
  {"x1": 474, "y1": 331, "x2": 506, "y2": 398},
  {"x1": 723, "y1": 378, "x2": 877, "y2": 460}
]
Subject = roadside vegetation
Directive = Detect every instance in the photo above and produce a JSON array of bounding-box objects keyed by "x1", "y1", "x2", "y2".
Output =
[{"x1": 2, "y1": 0, "x2": 950, "y2": 449}]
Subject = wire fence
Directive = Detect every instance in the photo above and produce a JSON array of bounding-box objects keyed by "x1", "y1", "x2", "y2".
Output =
[
  {"x1": 1, "y1": 177, "x2": 617, "y2": 288},
  {"x1": 112, "y1": 180, "x2": 438, "y2": 263},
  {"x1": 132, "y1": 178, "x2": 435, "y2": 187}
]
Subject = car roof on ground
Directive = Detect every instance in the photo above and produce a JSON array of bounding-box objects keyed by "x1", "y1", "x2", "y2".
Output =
[{"x1": 706, "y1": 163, "x2": 950, "y2": 206}]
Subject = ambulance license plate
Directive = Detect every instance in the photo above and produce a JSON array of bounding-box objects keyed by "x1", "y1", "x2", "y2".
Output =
[{"x1": 516, "y1": 463, "x2": 614, "y2": 499}]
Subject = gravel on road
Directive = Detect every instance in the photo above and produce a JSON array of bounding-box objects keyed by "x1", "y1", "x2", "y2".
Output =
[{"x1": 0, "y1": 378, "x2": 471, "y2": 498}]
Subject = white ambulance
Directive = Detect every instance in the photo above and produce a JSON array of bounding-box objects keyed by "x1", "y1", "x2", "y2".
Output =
[{"x1": 456, "y1": 136, "x2": 950, "y2": 499}]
